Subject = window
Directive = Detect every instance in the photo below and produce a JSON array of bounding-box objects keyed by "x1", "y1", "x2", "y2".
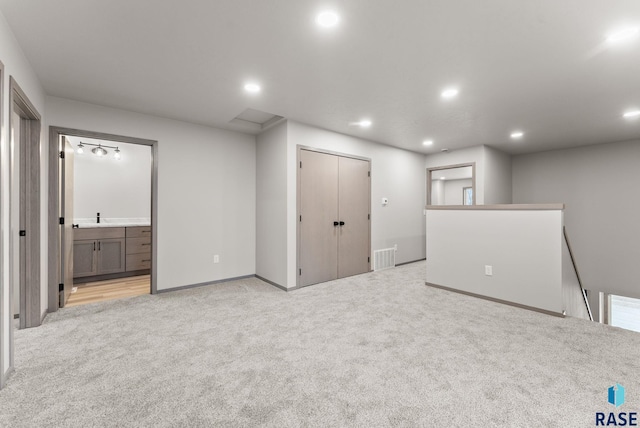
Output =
[
  {"x1": 610, "y1": 294, "x2": 640, "y2": 333},
  {"x1": 463, "y1": 187, "x2": 473, "y2": 206}
]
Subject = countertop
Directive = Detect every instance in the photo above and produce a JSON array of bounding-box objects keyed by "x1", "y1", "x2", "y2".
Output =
[
  {"x1": 75, "y1": 223, "x2": 151, "y2": 228},
  {"x1": 74, "y1": 218, "x2": 150, "y2": 228}
]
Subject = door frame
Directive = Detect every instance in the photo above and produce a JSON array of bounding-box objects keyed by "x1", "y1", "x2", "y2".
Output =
[
  {"x1": 9, "y1": 77, "x2": 42, "y2": 331},
  {"x1": 0, "y1": 60, "x2": 8, "y2": 389},
  {"x1": 296, "y1": 145, "x2": 372, "y2": 288},
  {"x1": 47, "y1": 127, "x2": 159, "y2": 312}
]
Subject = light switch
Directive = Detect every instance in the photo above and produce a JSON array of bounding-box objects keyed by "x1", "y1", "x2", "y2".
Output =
[{"x1": 381, "y1": 197, "x2": 389, "y2": 206}]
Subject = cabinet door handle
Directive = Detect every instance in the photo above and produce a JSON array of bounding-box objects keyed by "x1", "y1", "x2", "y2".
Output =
[
  {"x1": 98, "y1": 241, "x2": 101, "y2": 251},
  {"x1": 142, "y1": 243, "x2": 151, "y2": 246},
  {"x1": 93, "y1": 242, "x2": 96, "y2": 251},
  {"x1": 141, "y1": 230, "x2": 151, "y2": 233},
  {"x1": 339, "y1": 221, "x2": 345, "y2": 226},
  {"x1": 142, "y1": 259, "x2": 151, "y2": 262},
  {"x1": 333, "y1": 221, "x2": 339, "y2": 226}
]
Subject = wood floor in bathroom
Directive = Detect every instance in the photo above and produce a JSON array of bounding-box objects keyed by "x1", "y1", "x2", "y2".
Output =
[{"x1": 66, "y1": 275, "x2": 150, "y2": 307}]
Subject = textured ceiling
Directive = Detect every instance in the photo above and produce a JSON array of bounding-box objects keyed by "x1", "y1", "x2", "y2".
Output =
[{"x1": 1, "y1": 0, "x2": 639, "y2": 154}]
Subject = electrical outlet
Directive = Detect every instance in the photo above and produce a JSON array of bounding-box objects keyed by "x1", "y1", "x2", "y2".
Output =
[
  {"x1": 485, "y1": 265, "x2": 493, "y2": 276},
  {"x1": 214, "y1": 255, "x2": 220, "y2": 263}
]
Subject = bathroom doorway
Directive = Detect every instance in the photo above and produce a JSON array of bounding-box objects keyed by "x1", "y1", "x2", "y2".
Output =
[{"x1": 48, "y1": 127, "x2": 158, "y2": 312}]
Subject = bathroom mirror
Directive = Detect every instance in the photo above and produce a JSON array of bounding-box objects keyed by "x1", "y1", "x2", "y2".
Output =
[{"x1": 427, "y1": 163, "x2": 475, "y2": 205}]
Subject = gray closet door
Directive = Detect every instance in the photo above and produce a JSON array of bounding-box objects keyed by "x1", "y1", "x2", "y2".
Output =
[
  {"x1": 299, "y1": 149, "x2": 371, "y2": 287},
  {"x1": 338, "y1": 156, "x2": 370, "y2": 278},
  {"x1": 299, "y1": 150, "x2": 339, "y2": 287}
]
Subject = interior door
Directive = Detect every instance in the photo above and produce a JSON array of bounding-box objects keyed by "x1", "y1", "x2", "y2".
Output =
[
  {"x1": 299, "y1": 150, "x2": 339, "y2": 287},
  {"x1": 13, "y1": 110, "x2": 26, "y2": 327},
  {"x1": 337, "y1": 156, "x2": 371, "y2": 278},
  {"x1": 60, "y1": 136, "x2": 74, "y2": 307}
]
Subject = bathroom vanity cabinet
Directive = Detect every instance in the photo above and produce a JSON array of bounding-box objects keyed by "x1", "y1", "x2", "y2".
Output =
[
  {"x1": 73, "y1": 226, "x2": 150, "y2": 279},
  {"x1": 73, "y1": 227, "x2": 126, "y2": 277}
]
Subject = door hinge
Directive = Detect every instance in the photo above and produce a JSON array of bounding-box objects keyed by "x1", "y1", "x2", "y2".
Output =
[
  {"x1": 368, "y1": 214, "x2": 370, "y2": 220},
  {"x1": 59, "y1": 283, "x2": 64, "y2": 292},
  {"x1": 300, "y1": 161, "x2": 302, "y2": 168},
  {"x1": 368, "y1": 257, "x2": 370, "y2": 263},
  {"x1": 59, "y1": 217, "x2": 64, "y2": 225},
  {"x1": 368, "y1": 171, "x2": 370, "y2": 177},
  {"x1": 299, "y1": 268, "x2": 302, "y2": 276},
  {"x1": 299, "y1": 215, "x2": 302, "y2": 222},
  {"x1": 19, "y1": 230, "x2": 26, "y2": 237},
  {"x1": 59, "y1": 151, "x2": 65, "y2": 159}
]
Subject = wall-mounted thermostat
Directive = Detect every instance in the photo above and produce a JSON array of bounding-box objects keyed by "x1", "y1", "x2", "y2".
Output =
[{"x1": 381, "y1": 197, "x2": 389, "y2": 206}]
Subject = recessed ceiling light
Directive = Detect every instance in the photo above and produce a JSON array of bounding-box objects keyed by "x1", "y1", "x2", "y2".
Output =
[
  {"x1": 510, "y1": 131, "x2": 524, "y2": 139},
  {"x1": 441, "y1": 88, "x2": 459, "y2": 99},
  {"x1": 348, "y1": 119, "x2": 372, "y2": 127},
  {"x1": 422, "y1": 140, "x2": 434, "y2": 146},
  {"x1": 244, "y1": 83, "x2": 261, "y2": 93},
  {"x1": 607, "y1": 27, "x2": 639, "y2": 43},
  {"x1": 623, "y1": 110, "x2": 640, "y2": 118},
  {"x1": 316, "y1": 11, "x2": 340, "y2": 28},
  {"x1": 440, "y1": 177, "x2": 446, "y2": 180}
]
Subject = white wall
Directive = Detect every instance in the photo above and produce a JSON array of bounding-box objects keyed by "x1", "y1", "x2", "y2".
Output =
[
  {"x1": 444, "y1": 179, "x2": 472, "y2": 205},
  {"x1": 0, "y1": 9, "x2": 47, "y2": 385},
  {"x1": 68, "y1": 137, "x2": 151, "y2": 220},
  {"x1": 431, "y1": 179, "x2": 444, "y2": 205},
  {"x1": 425, "y1": 146, "x2": 485, "y2": 204},
  {"x1": 46, "y1": 96, "x2": 257, "y2": 291},
  {"x1": 256, "y1": 122, "x2": 288, "y2": 287},
  {"x1": 286, "y1": 121, "x2": 427, "y2": 288},
  {"x1": 484, "y1": 145, "x2": 512, "y2": 204},
  {"x1": 512, "y1": 140, "x2": 640, "y2": 299},
  {"x1": 426, "y1": 208, "x2": 564, "y2": 314}
]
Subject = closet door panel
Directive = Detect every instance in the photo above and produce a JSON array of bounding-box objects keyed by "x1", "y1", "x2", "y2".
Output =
[
  {"x1": 299, "y1": 150, "x2": 339, "y2": 286},
  {"x1": 338, "y1": 156, "x2": 371, "y2": 278}
]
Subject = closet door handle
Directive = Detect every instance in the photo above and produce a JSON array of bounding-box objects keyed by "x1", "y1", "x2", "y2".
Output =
[
  {"x1": 333, "y1": 221, "x2": 339, "y2": 226},
  {"x1": 339, "y1": 221, "x2": 345, "y2": 226}
]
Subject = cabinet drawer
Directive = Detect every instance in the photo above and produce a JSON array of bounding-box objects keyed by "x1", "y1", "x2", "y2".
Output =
[
  {"x1": 126, "y1": 253, "x2": 151, "y2": 271},
  {"x1": 74, "y1": 227, "x2": 125, "y2": 240},
  {"x1": 126, "y1": 237, "x2": 151, "y2": 255},
  {"x1": 126, "y1": 226, "x2": 151, "y2": 238}
]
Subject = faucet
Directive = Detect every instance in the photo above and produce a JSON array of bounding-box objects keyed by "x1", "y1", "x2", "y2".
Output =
[{"x1": 97, "y1": 212, "x2": 100, "y2": 224}]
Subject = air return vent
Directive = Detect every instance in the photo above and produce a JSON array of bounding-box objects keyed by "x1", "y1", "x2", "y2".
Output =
[
  {"x1": 229, "y1": 108, "x2": 284, "y2": 133},
  {"x1": 373, "y1": 248, "x2": 396, "y2": 271}
]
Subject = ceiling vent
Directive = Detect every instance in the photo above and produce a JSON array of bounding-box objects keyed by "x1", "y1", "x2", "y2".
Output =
[{"x1": 229, "y1": 108, "x2": 285, "y2": 133}]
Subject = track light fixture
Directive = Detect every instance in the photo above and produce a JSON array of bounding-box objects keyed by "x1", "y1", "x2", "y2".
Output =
[{"x1": 77, "y1": 142, "x2": 122, "y2": 160}]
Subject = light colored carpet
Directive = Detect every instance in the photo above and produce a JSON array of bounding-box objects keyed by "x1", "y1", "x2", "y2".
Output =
[{"x1": 1, "y1": 261, "x2": 639, "y2": 427}]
